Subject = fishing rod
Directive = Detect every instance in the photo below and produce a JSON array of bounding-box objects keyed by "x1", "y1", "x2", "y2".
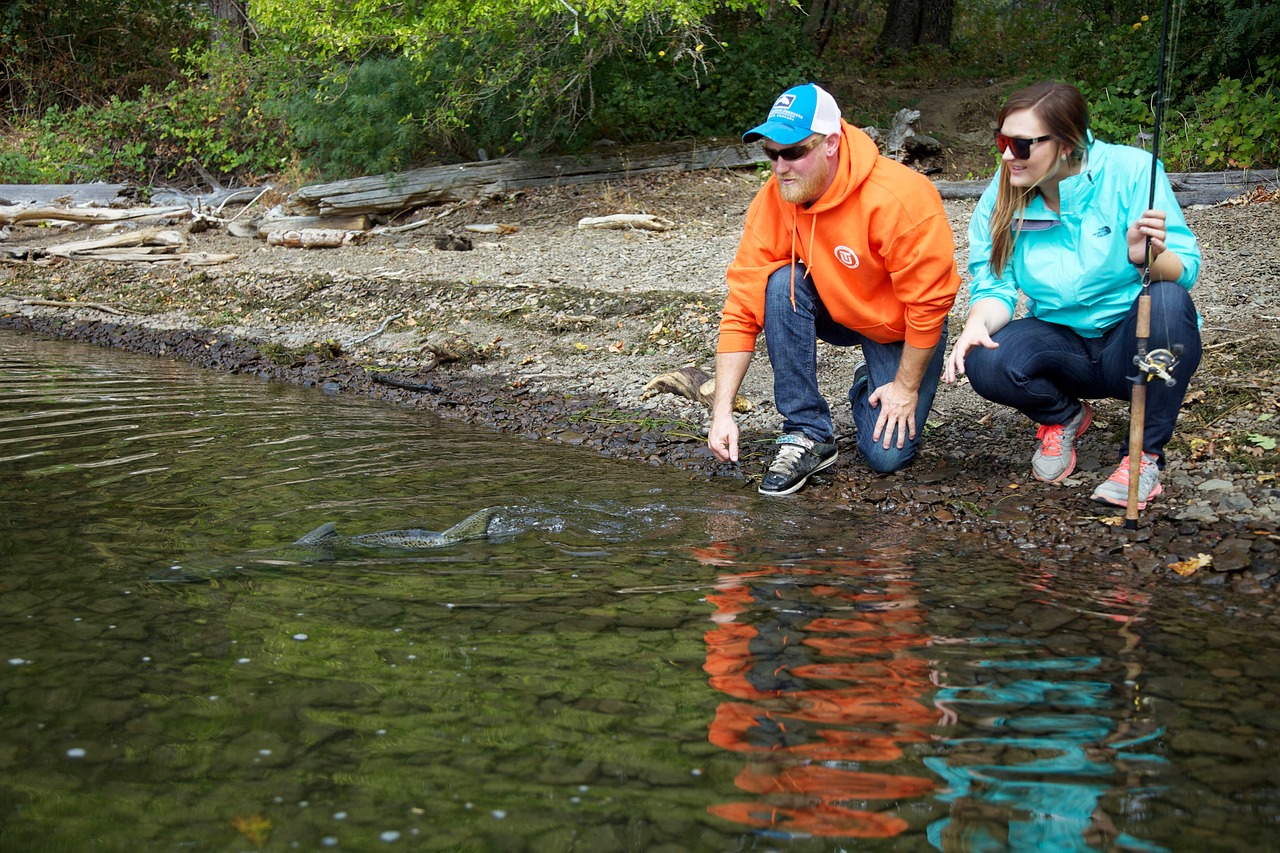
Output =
[{"x1": 1124, "y1": 0, "x2": 1182, "y2": 529}]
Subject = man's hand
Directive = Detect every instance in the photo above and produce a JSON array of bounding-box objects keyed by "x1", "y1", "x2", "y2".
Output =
[
  {"x1": 707, "y1": 413, "x2": 740, "y2": 463},
  {"x1": 707, "y1": 351, "x2": 753, "y2": 463},
  {"x1": 868, "y1": 380, "x2": 919, "y2": 449}
]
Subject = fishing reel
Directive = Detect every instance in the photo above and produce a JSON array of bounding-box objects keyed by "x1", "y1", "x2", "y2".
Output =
[{"x1": 1132, "y1": 345, "x2": 1182, "y2": 387}]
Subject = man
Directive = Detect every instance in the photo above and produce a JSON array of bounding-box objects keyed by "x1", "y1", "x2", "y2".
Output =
[{"x1": 708, "y1": 83, "x2": 960, "y2": 496}]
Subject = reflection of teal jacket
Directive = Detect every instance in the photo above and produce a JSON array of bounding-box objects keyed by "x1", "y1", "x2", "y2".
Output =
[{"x1": 967, "y1": 138, "x2": 1201, "y2": 338}]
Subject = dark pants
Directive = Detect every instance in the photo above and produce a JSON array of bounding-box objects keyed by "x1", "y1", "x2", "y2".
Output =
[{"x1": 963, "y1": 281, "x2": 1201, "y2": 466}]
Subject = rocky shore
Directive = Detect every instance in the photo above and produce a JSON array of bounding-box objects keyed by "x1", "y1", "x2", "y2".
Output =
[{"x1": 2, "y1": 171, "x2": 1277, "y2": 594}]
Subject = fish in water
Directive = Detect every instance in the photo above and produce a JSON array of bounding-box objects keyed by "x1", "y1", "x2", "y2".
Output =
[
  {"x1": 148, "y1": 507, "x2": 500, "y2": 584},
  {"x1": 293, "y1": 506, "x2": 499, "y2": 550}
]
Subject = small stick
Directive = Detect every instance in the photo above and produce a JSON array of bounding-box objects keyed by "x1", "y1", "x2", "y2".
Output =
[{"x1": 349, "y1": 313, "x2": 403, "y2": 347}]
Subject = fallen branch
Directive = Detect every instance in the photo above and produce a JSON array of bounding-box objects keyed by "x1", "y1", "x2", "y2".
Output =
[
  {"x1": 1204, "y1": 334, "x2": 1261, "y2": 351},
  {"x1": 349, "y1": 313, "x2": 403, "y2": 347},
  {"x1": 48, "y1": 227, "x2": 185, "y2": 258},
  {"x1": 577, "y1": 213, "x2": 674, "y2": 231},
  {"x1": 265, "y1": 228, "x2": 366, "y2": 248},
  {"x1": 0, "y1": 205, "x2": 191, "y2": 227},
  {"x1": 21, "y1": 298, "x2": 134, "y2": 315}
]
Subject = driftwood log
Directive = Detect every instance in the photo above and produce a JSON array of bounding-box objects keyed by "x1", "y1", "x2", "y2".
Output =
[
  {"x1": 254, "y1": 213, "x2": 372, "y2": 238},
  {"x1": 577, "y1": 213, "x2": 674, "y2": 231},
  {"x1": 285, "y1": 138, "x2": 762, "y2": 216},
  {"x1": 283, "y1": 133, "x2": 1277, "y2": 215},
  {"x1": 0, "y1": 205, "x2": 191, "y2": 227},
  {"x1": 642, "y1": 366, "x2": 753, "y2": 413},
  {"x1": 0, "y1": 184, "x2": 128, "y2": 207},
  {"x1": 265, "y1": 228, "x2": 365, "y2": 249},
  {"x1": 935, "y1": 168, "x2": 1279, "y2": 205}
]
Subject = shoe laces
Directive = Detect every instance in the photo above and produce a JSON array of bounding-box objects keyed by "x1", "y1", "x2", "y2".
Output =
[
  {"x1": 1107, "y1": 454, "x2": 1156, "y2": 485},
  {"x1": 1036, "y1": 423, "x2": 1065, "y2": 457},
  {"x1": 768, "y1": 442, "x2": 806, "y2": 473}
]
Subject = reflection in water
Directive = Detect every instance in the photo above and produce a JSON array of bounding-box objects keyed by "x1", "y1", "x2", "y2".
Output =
[
  {"x1": 694, "y1": 534, "x2": 1174, "y2": 851},
  {"x1": 927, "y1": 648, "x2": 1169, "y2": 851},
  {"x1": 697, "y1": 542, "x2": 939, "y2": 838}
]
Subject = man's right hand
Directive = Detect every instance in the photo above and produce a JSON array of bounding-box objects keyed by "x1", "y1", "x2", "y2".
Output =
[
  {"x1": 707, "y1": 413, "x2": 740, "y2": 463},
  {"x1": 707, "y1": 350, "x2": 753, "y2": 463}
]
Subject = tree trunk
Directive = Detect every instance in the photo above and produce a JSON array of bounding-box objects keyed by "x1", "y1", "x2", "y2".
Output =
[
  {"x1": 876, "y1": 0, "x2": 954, "y2": 52},
  {"x1": 802, "y1": 0, "x2": 841, "y2": 55},
  {"x1": 876, "y1": 0, "x2": 923, "y2": 53},
  {"x1": 919, "y1": 0, "x2": 955, "y2": 48},
  {"x1": 209, "y1": 0, "x2": 251, "y2": 54}
]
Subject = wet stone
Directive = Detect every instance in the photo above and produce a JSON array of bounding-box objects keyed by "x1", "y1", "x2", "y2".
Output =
[
  {"x1": 1182, "y1": 756, "x2": 1274, "y2": 792},
  {"x1": 1211, "y1": 538, "x2": 1255, "y2": 572},
  {"x1": 1169, "y1": 730, "x2": 1258, "y2": 759}
]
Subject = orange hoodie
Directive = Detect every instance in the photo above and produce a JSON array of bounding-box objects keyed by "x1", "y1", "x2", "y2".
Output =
[{"x1": 719, "y1": 121, "x2": 960, "y2": 353}]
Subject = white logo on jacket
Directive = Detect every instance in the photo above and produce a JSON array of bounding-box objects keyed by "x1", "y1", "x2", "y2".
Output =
[{"x1": 834, "y1": 245, "x2": 860, "y2": 269}]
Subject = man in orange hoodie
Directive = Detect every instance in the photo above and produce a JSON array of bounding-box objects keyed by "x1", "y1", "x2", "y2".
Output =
[{"x1": 708, "y1": 83, "x2": 960, "y2": 495}]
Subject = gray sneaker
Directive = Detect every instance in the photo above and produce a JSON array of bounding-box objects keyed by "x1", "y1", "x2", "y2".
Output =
[
  {"x1": 759, "y1": 433, "x2": 838, "y2": 496},
  {"x1": 1031, "y1": 402, "x2": 1092, "y2": 483},
  {"x1": 1091, "y1": 453, "x2": 1163, "y2": 508}
]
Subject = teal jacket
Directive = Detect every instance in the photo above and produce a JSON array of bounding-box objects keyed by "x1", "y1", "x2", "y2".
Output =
[{"x1": 967, "y1": 137, "x2": 1200, "y2": 338}]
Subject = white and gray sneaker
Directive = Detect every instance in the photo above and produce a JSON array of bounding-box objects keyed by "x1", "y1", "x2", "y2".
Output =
[
  {"x1": 1032, "y1": 402, "x2": 1093, "y2": 483},
  {"x1": 1091, "y1": 453, "x2": 1163, "y2": 509},
  {"x1": 759, "y1": 433, "x2": 838, "y2": 496}
]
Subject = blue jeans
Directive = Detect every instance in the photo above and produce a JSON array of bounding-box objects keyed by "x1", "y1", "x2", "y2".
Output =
[
  {"x1": 763, "y1": 263, "x2": 948, "y2": 473},
  {"x1": 963, "y1": 280, "x2": 1201, "y2": 466}
]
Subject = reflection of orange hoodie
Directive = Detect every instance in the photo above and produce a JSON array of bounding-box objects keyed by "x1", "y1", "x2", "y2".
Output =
[{"x1": 719, "y1": 120, "x2": 960, "y2": 352}]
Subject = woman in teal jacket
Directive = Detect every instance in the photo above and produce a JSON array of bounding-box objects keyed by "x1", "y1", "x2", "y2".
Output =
[{"x1": 945, "y1": 81, "x2": 1201, "y2": 509}]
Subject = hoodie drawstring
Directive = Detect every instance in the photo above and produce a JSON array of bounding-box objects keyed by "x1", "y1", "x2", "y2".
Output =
[{"x1": 787, "y1": 212, "x2": 819, "y2": 312}]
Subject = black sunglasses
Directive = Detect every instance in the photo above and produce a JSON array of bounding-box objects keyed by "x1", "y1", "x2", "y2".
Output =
[
  {"x1": 994, "y1": 132, "x2": 1052, "y2": 160},
  {"x1": 763, "y1": 136, "x2": 824, "y2": 162}
]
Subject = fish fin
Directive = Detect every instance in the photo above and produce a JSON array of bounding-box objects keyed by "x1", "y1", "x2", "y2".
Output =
[
  {"x1": 440, "y1": 507, "x2": 499, "y2": 543},
  {"x1": 294, "y1": 521, "x2": 338, "y2": 545}
]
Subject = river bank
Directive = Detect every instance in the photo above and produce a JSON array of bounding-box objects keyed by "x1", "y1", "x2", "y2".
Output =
[{"x1": 2, "y1": 170, "x2": 1278, "y2": 595}]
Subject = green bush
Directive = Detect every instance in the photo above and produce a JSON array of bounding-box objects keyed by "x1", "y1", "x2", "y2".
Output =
[
  {"x1": 1084, "y1": 58, "x2": 1279, "y2": 170},
  {"x1": 287, "y1": 56, "x2": 443, "y2": 180},
  {"x1": 0, "y1": 51, "x2": 292, "y2": 185},
  {"x1": 590, "y1": 20, "x2": 820, "y2": 144}
]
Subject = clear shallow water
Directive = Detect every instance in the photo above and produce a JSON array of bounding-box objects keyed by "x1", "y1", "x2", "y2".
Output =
[{"x1": 1, "y1": 331, "x2": 1277, "y2": 852}]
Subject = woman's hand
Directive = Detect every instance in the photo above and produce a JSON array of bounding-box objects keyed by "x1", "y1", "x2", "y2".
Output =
[
  {"x1": 1127, "y1": 208, "x2": 1168, "y2": 267},
  {"x1": 945, "y1": 321, "x2": 999, "y2": 383}
]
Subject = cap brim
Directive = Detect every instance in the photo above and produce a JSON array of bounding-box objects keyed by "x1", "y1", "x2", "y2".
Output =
[{"x1": 742, "y1": 121, "x2": 812, "y2": 145}]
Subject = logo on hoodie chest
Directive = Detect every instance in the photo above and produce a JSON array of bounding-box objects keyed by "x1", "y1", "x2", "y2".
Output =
[{"x1": 834, "y1": 245, "x2": 861, "y2": 270}]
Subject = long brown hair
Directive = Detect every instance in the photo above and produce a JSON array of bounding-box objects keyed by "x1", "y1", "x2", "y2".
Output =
[{"x1": 988, "y1": 82, "x2": 1090, "y2": 276}]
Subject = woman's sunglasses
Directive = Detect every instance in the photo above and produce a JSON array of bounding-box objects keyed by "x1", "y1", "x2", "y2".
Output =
[
  {"x1": 994, "y1": 132, "x2": 1052, "y2": 160},
  {"x1": 763, "y1": 136, "x2": 824, "y2": 162}
]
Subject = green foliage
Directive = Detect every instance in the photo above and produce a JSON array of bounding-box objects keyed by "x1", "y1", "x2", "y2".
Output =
[
  {"x1": 1084, "y1": 58, "x2": 1280, "y2": 169},
  {"x1": 288, "y1": 56, "x2": 438, "y2": 179},
  {"x1": 0, "y1": 0, "x2": 201, "y2": 115},
  {"x1": 283, "y1": 5, "x2": 813, "y2": 176},
  {"x1": 591, "y1": 19, "x2": 821, "y2": 143},
  {"x1": 0, "y1": 52, "x2": 292, "y2": 184},
  {"x1": 1, "y1": 0, "x2": 1274, "y2": 183}
]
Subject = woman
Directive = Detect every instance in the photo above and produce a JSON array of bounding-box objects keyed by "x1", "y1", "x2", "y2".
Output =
[{"x1": 945, "y1": 82, "x2": 1201, "y2": 508}]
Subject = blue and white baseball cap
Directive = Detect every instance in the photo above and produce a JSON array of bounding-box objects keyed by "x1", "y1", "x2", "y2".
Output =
[{"x1": 742, "y1": 83, "x2": 842, "y2": 145}]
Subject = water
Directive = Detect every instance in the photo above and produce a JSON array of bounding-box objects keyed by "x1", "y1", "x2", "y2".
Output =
[{"x1": 1, "y1": 331, "x2": 1278, "y2": 852}]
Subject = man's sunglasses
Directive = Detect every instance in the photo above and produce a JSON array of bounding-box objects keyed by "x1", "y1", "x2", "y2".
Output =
[
  {"x1": 763, "y1": 136, "x2": 824, "y2": 162},
  {"x1": 994, "y1": 132, "x2": 1052, "y2": 160}
]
